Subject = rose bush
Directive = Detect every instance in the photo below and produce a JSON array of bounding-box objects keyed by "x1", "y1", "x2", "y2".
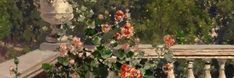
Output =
[{"x1": 42, "y1": 9, "x2": 175, "y2": 78}]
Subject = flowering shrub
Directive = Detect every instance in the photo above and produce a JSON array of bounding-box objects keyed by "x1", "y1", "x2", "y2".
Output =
[{"x1": 42, "y1": 9, "x2": 175, "y2": 78}]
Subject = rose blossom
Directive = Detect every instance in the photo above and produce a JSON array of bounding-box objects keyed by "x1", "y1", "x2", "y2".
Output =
[
  {"x1": 121, "y1": 43, "x2": 130, "y2": 50},
  {"x1": 129, "y1": 68, "x2": 142, "y2": 78},
  {"x1": 115, "y1": 10, "x2": 125, "y2": 21},
  {"x1": 69, "y1": 59, "x2": 75, "y2": 65},
  {"x1": 120, "y1": 22, "x2": 134, "y2": 38},
  {"x1": 120, "y1": 64, "x2": 130, "y2": 78},
  {"x1": 120, "y1": 64, "x2": 142, "y2": 78},
  {"x1": 101, "y1": 24, "x2": 111, "y2": 33},
  {"x1": 115, "y1": 32, "x2": 122, "y2": 40},
  {"x1": 163, "y1": 63, "x2": 173, "y2": 75},
  {"x1": 72, "y1": 37, "x2": 83, "y2": 48},
  {"x1": 163, "y1": 35, "x2": 175, "y2": 47},
  {"x1": 60, "y1": 43, "x2": 68, "y2": 56}
]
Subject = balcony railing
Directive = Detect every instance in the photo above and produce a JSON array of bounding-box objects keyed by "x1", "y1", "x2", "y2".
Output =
[
  {"x1": 142, "y1": 45, "x2": 234, "y2": 78},
  {"x1": 0, "y1": 44, "x2": 234, "y2": 78}
]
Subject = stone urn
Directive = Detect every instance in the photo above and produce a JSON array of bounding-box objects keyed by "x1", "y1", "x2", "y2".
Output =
[{"x1": 38, "y1": 0, "x2": 73, "y2": 50}]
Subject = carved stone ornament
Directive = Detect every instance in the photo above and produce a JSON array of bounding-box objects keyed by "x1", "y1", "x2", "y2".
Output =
[
  {"x1": 38, "y1": 0, "x2": 74, "y2": 43},
  {"x1": 39, "y1": 0, "x2": 74, "y2": 25}
]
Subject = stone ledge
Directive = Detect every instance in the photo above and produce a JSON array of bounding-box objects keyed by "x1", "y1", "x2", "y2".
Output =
[{"x1": 0, "y1": 50, "x2": 58, "y2": 78}]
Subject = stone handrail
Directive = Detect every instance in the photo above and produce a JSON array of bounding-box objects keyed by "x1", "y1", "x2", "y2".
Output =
[
  {"x1": 140, "y1": 45, "x2": 234, "y2": 78},
  {"x1": 0, "y1": 44, "x2": 234, "y2": 78},
  {"x1": 141, "y1": 45, "x2": 234, "y2": 59},
  {"x1": 0, "y1": 50, "x2": 58, "y2": 78}
]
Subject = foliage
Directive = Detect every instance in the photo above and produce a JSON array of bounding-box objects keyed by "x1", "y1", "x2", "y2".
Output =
[
  {"x1": 42, "y1": 8, "x2": 175, "y2": 77},
  {"x1": 0, "y1": 0, "x2": 13, "y2": 39},
  {"x1": 0, "y1": 0, "x2": 47, "y2": 44},
  {"x1": 131, "y1": 0, "x2": 213, "y2": 44}
]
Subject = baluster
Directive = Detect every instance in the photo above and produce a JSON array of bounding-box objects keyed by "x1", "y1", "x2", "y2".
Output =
[
  {"x1": 165, "y1": 62, "x2": 175, "y2": 78},
  {"x1": 204, "y1": 60, "x2": 211, "y2": 78},
  {"x1": 218, "y1": 59, "x2": 226, "y2": 78},
  {"x1": 187, "y1": 60, "x2": 195, "y2": 78}
]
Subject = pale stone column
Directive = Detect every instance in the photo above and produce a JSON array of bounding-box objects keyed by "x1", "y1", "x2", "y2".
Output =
[
  {"x1": 164, "y1": 62, "x2": 175, "y2": 78},
  {"x1": 187, "y1": 60, "x2": 195, "y2": 78},
  {"x1": 218, "y1": 59, "x2": 226, "y2": 78},
  {"x1": 204, "y1": 60, "x2": 211, "y2": 78}
]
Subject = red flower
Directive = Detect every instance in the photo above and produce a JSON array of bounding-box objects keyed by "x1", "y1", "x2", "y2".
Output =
[
  {"x1": 120, "y1": 64, "x2": 130, "y2": 78},
  {"x1": 120, "y1": 22, "x2": 134, "y2": 38},
  {"x1": 115, "y1": 32, "x2": 122, "y2": 40},
  {"x1": 72, "y1": 37, "x2": 83, "y2": 48},
  {"x1": 121, "y1": 43, "x2": 130, "y2": 50},
  {"x1": 115, "y1": 10, "x2": 125, "y2": 21},
  {"x1": 163, "y1": 63, "x2": 173, "y2": 74},
  {"x1": 101, "y1": 24, "x2": 111, "y2": 33},
  {"x1": 129, "y1": 68, "x2": 142, "y2": 78},
  {"x1": 120, "y1": 64, "x2": 142, "y2": 78},
  {"x1": 60, "y1": 43, "x2": 68, "y2": 56},
  {"x1": 135, "y1": 70, "x2": 142, "y2": 78},
  {"x1": 163, "y1": 35, "x2": 175, "y2": 47}
]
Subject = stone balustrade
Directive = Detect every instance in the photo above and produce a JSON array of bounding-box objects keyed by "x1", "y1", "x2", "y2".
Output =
[
  {"x1": 0, "y1": 44, "x2": 234, "y2": 78},
  {"x1": 141, "y1": 45, "x2": 234, "y2": 78}
]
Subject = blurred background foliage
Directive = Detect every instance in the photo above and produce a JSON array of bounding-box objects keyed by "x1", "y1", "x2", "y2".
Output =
[
  {"x1": 0, "y1": 0, "x2": 234, "y2": 77},
  {"x1": 0, "y1": 0, "x2": 233, "y2": 45}
]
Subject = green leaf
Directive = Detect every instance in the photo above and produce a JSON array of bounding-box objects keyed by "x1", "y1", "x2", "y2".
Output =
[
  {"x1": 96, "y1": 45, "x2": 112, "y2": 58},
  {"x1": 164, "y1": 52, "x2": 173, "y2": 62},
  {"x1": 42, "y1": 63, "x2": 52, "y2": 71},
  {"x1": 14, "y1": 57, "x2": 19, "y2": 65},
  {"x1": 97, "y1": 45, "x2": 104, "y2": 51},
  {"x1": 111, "y1": 40, "x2": 118, "y2": 47},
  {"x1": 92, "y1": 51, "x2": 101, "y2": 59},
  {"x1": 93, "y1": 64, "x2": 108, "y2": 78},
  {"x1": 57, "y1": 57, "x2": 68, "y2": 66},
  {"x1": 143, "y1": 75, "x2": 155, "y2": 78},
  {"x1": 90, "y1": 59, "x2": 98, "y2": 68},
  {"x1": 126, "y1": 51, "x2": 134, "y2": 58},
  {"x1": 85, "y1": 28, "x2": 97, "y2": 36},
  {"x1": 100, "y1": 49, "x2": 112, "y2": 59},
  {"x1": 92, "y1": 36, "x2": 101, "y2": 45},
  {"x1": 115, "y1": 49, "x2": 126, "y2": 59}
]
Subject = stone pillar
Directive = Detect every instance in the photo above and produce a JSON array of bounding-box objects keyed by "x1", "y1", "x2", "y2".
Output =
[
  {"x1": 218, "y1": 59, "x2": 226, "y2": 78},
  {"x1": 187, "y1": 60, "x2": 195, "y2": 78},
  {"x1": 163, "y1": 62, "x2": 175, "y2": 78},
  {"x1": 204, "y1": 60, "x2": 211, "y2": 78}
]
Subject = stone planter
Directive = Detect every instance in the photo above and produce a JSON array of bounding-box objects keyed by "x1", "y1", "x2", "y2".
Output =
[
  {"x1": 38, "y1": 0, "x2": 73, "y2": 50},
  {"x1": 39, "y1": 0, "x2": 73, "y2": 25}
]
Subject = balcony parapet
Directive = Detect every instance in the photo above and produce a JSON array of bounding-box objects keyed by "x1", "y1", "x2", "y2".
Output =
[{"x1": 0, "y1": 44, "x2": 234, "y2": 78}]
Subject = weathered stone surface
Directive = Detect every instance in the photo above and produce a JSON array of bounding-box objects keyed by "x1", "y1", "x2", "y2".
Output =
[
  {"x1": 0, "y1": 50, "x2": 58, "y2": 78},
  {"x1": 140, "y1": 45, "x2": 234, "y2": 59},
  {"x1": 39, "y1": 42, "x2": 60, "y2": 51}
]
